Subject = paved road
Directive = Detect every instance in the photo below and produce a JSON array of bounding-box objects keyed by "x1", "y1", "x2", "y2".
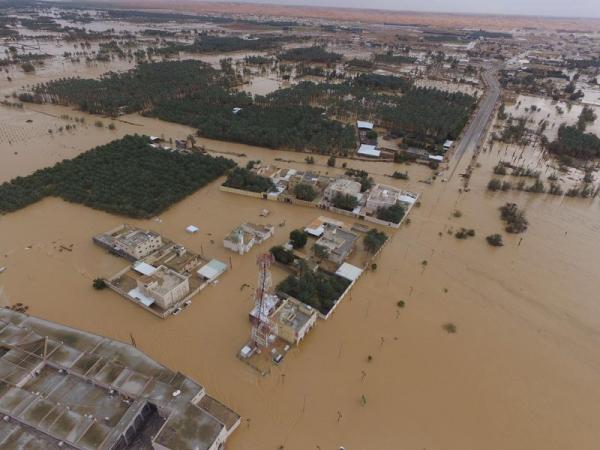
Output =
[{"x1": 448, "y1": 66, "x2": 501, "y2": 180}]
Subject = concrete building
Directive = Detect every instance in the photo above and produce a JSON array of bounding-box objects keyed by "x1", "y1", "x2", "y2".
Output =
[
  {"x1": 137, "y1": 265, "x2": 190, "y2": 310},
  {"x1": 315, "y1": 224, "x2": 358, "y2": 265},
  {"x1": 324, "y1": 178, "x2": 363, "y2": 203},
  {"x1": 223, "y1": 223, "x2": 274, "y2": 255},
  {"x1": 94, "y1": 225, "x2": 163, "y2": 260},
  {"x1": 364, "y1": 184, "x2": 403, "y2": 215},
  {"x1": 272, "y1": 297, "x2": 317, "y2": 345},
  {"x1": 0, "y1": 309, "x2": 240, "y2": 450}
]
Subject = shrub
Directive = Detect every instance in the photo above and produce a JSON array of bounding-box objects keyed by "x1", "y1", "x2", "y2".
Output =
[
  {"x1": 363, "y1": 229, "x2": 388, "y2": 253},
  {"x1": 376, "y1": 203, "x2": 405, "y2": 224},
  {"x1": 93, "y1": 278, "x2": 106, "y2": 290},
  {"x1": 486, "y1": 234, "x2": 504, "y2": 246},
  {"x1": 289, "y1": 229, "x2": 308, "y2": 249},
  {"x1": 294, "y1": 183, "x2": 317, "y2": 201},
  {"x1": 270, "y1": 245, "x2": 294, "y2": 264},
  {"x1": 487, "y1": 178, "x2": 502, "y2": 191},
  {"x1": 327, "y1": 155, "x2": 336, "y2": 167},
  {"x1": 499, "y1": 203, "x2": 528, "y2": 233},
  {"x1": 442, "y1": 322, "x2": 457, "y2": 333},
  {"x1": 332, "y1": 192, "x2": 358, "y2": 211}
]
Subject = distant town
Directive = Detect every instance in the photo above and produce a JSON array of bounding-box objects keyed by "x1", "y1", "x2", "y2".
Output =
[{"x1": 0, "y1": 0, "x2": 599, "y2": 449}]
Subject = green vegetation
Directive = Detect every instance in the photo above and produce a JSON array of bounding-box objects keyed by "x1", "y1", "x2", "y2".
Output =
[
  {"x1": 0, "y1": 135, "x2": 234, "y2": 217},
  {"x1": 376, "y1": 204, "x2": 405, "y2": 224},
  {"x1": 289, "y1": 229, "x2": 308, "y2": 249},
  {"x1": 185, "y1": 35, "x2": 283, "y2": 53},
  {"x1": 454, "y1": 228, "x2": 475, "y2": 239},
  {"x1": 345, "y1": 169, "x2": 374, "y2": 192},
  {"x1": 278, "y1": 46, "x2": 342, "y2": 63},
  {"x1": 270, "y1": 245, "x2": 295, "y2": 265},
  {"x1": 548, "y1": 125, "x2": 600, "y2": 160},
  {"x1": 312, "y1": 243, "x2": 329, "y2": 259},
  {"x1": 391, "y1": 171, "x2": 409, "y2": 180},
  {"x1": 346, "y1": 58, "x2": 373, "y2": 69},
  {"x1": 363, "y1": 229, "x2": 388, "y2": 253},
  {"x1": 577, "y1": 106, "x2": 597, "y2": 131},
  {"x1": 21, "y1": 62, "x2": 35, "y2": 73},
  {"x1": 222, "y1": 167, "x2": 275, "y2": 193},
  {"x1": 92, "y1": 278, "x2": 106, "y2": 290},
  {"x1": 277, "y1": 262, "x2": 351, "y2": 314},
  {"x1": 499, "y1": 203, "x2": 528, "y2": 234},
  {"x1": 486, "y1": 234, "x2": 504, "y2": 247},
  {"x1": 294, "y1": 184, "x2": 318, "y2": 201},
  {"x1": 353, "y1": 73, "x2": 410, "y2": 91},
  {"x1": 20, "y1": 60, "x2": 227, "y2": 117},
  {"x1": 374, "y1": 53, "x2": 416, "y2": 65},
  {"x1": 332, "y1": 193, "x2": 358, "y2": 211},
  {"x1": 442, "y1": 323, "x2": 457, "y2": 333}
]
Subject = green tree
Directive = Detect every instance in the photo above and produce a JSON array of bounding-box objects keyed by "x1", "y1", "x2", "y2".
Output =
[
  {"x1": 294, "y1": 183, "x2": 317, "y2": 201},
  {"x1": 289, "y1": 229, "x2": 308, "y2": 249}
]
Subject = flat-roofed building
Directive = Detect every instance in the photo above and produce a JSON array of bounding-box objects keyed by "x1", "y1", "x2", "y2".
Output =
[
  {"x1": 0, "y1": 309, "x2": 240, "y2": 450},
  {"x1": 324, "y1": 178, "x2": 363, "y2": 203},
  {"x1": 273, "y1": 297, "x2": 317, "y2": 345},
  {"x1": 111, "y1": 228, "x2": 163, "y2": 260},
  {"x1": 315, "y1": 224, "x2": 358, "y2": 265},
  {"x1": 365, "y1": 184, "x2": 402, "y2": 215},
  {"x1": 137, "y1": 265, "x2": 190, "y2": 310}
]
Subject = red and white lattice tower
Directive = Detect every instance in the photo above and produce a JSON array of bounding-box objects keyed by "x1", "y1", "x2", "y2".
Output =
[{"x1": 251, "y1": 253, "x2": 276, "y2": 349}]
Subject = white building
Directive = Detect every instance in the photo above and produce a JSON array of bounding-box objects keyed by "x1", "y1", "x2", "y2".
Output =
[
  {"x1": 135, "y1": 265, "x2": 189, "y2": 310},
  {"x1": 223, "y1": 223, "x2": 274, "y2": 255}
]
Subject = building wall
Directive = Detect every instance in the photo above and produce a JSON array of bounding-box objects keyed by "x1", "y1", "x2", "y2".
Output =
[{"x1": 141, "y1": 277, "x2": 190, "y2": 310}]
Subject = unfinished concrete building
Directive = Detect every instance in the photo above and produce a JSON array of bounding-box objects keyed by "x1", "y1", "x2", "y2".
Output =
[{"x1": 0, "y1": 310, "x2": 240, "y2": 450}]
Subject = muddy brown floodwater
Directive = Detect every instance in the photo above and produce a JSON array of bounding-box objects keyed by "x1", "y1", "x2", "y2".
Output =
[{"x1": 1, "y1": 62, "x2": 600, "y2": 450}]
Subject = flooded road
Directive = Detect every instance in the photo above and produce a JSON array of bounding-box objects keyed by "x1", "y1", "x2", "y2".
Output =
[{"x1": 1, "y1": 61, "x2": 600, "y2": 450}]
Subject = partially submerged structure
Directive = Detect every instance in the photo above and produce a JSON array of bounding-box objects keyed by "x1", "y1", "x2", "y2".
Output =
[
  {"x1": 94, "y1": 225, "x2": 227, "y2": 318},
  {"x1": 0, "y1": 310, "x2": 239, "y2": 450},
  {"x1": 223, "y1": 223, "x2": 274, "y2": 255}
]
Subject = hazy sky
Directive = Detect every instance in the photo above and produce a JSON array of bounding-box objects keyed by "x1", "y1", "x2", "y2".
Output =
[{"x1": 230, "y1": 0, "x2": 599, "y2": 19}]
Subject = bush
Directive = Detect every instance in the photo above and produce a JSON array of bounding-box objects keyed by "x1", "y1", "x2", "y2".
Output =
[
  {"x1": 363, "y1": 228, "x2": 388, "y2": 253},
  {"x1": 376, "y1": 203, "x2": 405, "y2": 224},
  {"x1": 499, "y1": 203, "x2": 528, "y2": 233},
  {"x1": 93, "y1": 278, "x2": 106, "y2": 290},
  {"x1": 223, "y1": 167, "x2": 275, "y2": 193},
  {"x1": 294, "y1": 183, "x2": 317, "y2": 201},
  {"x1": 327, "y1": 155, "x2": 336, "y2": 167},
  {"x1": 312, "y1": 243, "x2": 329, "y2": 259},
  {"x1": 486, "y1": 234, "x2": 504, "y2": 246},
  {"x1": 21, "y1": 62, "x2": 35, "y2": 73},
  {"x1": 455, "y1": 228, "x2": 475, "y2": 239},
  {"x1": 270, "y1": 245, "x2": 294, "y2": 264},
  {"x1": 487, "y1": 178, "x2": 502, "y2": 191},
  {"x1": 332, "y1": 192, "x2": 358, "y2": 211},
  {"x1": 289, "y1": 229, "x2": 308, "y2": 249},
  {"x1": 442, "y1": 323, "x2": 457, "y2": 333}
]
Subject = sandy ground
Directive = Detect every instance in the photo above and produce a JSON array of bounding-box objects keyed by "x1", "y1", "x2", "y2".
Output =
[{"x1": 2, "y1": 61, "x2": 600, "y2": 450}]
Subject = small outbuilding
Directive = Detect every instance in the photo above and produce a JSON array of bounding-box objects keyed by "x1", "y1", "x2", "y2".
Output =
[
  {"x1": 186, "y1": 225, "x2": 199, "y2": 234},
  {"x1": 197, "y1": 259, "x2": 228, "y2": 281},
  {"x1": 357, "y1": 144, "x2": 381, "y2": 158},
  {"x1": 356, "y1": 120, "x2": 374, "y2": 130}
]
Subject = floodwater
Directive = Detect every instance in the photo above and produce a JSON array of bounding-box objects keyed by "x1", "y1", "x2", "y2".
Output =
[{"x1": 2, "y1": 58, "x2": 600, "y2": 450}]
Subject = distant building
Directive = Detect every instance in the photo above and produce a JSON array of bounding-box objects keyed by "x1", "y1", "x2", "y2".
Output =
[
  {"x1": 136, "y1": 265, "x2": 190, "y2": 310},
  {"x1": 315, "y1": 224, "x2": 358, "y2": 265},
  {"x1": 357, "y1": 144, "x2": 381, "y2": 158},
  {"x1": 224, "y1": 223, "x2": 274, "y2": 255},
  {"x1": 356, "y1": 120, "x2": 374, "y2": 130}
]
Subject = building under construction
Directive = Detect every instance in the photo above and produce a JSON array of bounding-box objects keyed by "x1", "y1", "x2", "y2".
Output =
[{"x1": 0, "y1": 310, "x2": 240, "y2": 450}]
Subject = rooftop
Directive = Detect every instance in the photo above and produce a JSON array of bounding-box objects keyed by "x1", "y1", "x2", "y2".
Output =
[{"x1": 0, "y1": 310, "x2": 239, "y2": 450}]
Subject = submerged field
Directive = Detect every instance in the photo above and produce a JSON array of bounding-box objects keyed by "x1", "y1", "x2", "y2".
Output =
[{"x1": 1, "y1": 12, "x2": 600, "y2": 450}]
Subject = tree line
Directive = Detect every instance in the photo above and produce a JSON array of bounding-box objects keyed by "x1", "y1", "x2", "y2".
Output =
[{"x1": 0, "y1": 135, "x2": 235, "y2": 217}]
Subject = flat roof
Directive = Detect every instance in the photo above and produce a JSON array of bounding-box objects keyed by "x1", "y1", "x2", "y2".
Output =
[
  {"x1": 357, "y1": 144, "x2": 381, "y2": 158},
  {"x1": 356, "y1": 120, "x2": 374, "y2": 130},
  {"x1": 133, "y1": 262, "x2": 157, "y2": 276},
  {"x1": 335, "y1": 263, "x2": 363, "y2": 282},
  {"x1": 197, "y1": 259, "x2": 227, "y2": 280}
]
